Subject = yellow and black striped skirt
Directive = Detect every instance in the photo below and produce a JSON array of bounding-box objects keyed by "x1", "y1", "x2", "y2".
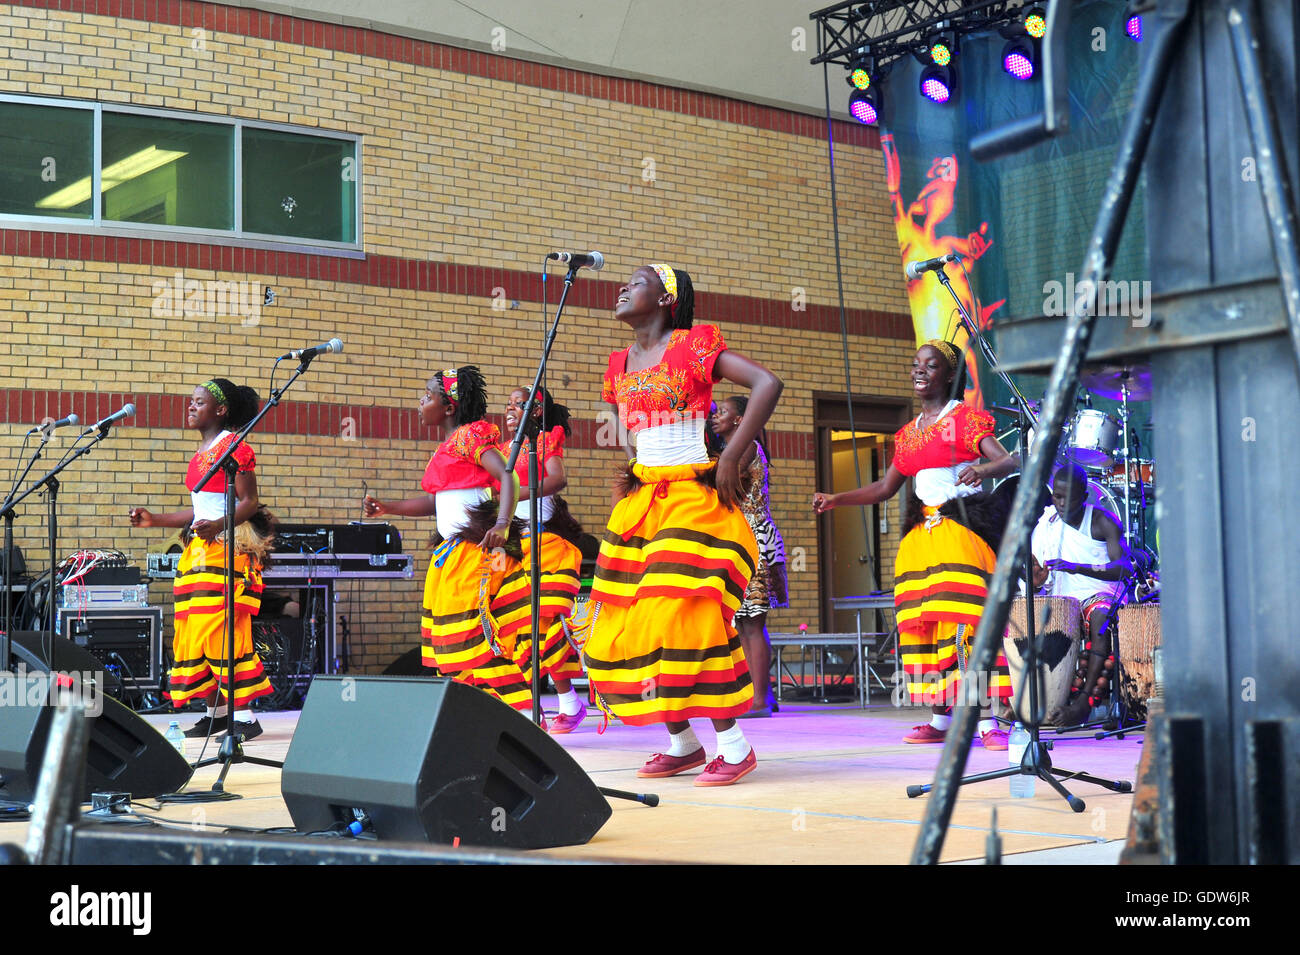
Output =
[{"x1": 583, "y1": 461, "x2": 757, "y2": 725}]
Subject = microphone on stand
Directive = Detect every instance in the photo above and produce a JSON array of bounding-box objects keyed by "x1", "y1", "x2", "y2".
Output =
[
  {"x1": 29, "y1": 414, "x2": 80, "y2": 436},
  {"x1": 80, "y1": 404, "x2": 135, "y2": 435},
  {"x1": 279, "y1": 338, "x2": 343, "y2": 361},
  {"x1": 546, "y1": 251, "x2": 604, "y2": 271},
  {"x1": 904, "y1": 252, "x2": 960, "y2": 281}
]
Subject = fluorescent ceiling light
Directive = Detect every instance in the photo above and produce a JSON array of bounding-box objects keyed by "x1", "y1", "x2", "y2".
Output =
[{"x1": 36, "y1": 146, "x2": 188, "y2": 210}]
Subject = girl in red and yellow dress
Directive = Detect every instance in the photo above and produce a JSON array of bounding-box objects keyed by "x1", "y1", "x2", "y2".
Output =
[
  {"x1": 815, "y1": 341, "x2": 1018, "y2": 748},
  {"x1": 128, "y1": 378, "x2": 273, "y2": 740},
  {"x1": 362, "y1": 366, "x2": 524, "y2": 706},
  {"x1": 583, "y1": 264, "x2": 783, "y2": 787},
  {"x1": 490, "y1": 385, "x2": 589, "y2": 732}
]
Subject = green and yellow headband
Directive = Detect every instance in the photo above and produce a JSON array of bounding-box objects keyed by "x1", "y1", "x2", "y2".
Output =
[{"x1": 202, "y1": 380, "x2": 227, "y2": 404}]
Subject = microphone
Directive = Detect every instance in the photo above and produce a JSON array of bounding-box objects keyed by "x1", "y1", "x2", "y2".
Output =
[
  {"x1": 280, "y1": 338, "x2": 344, "y2": 361},
  {"x1": 547, "y1": 251, "x2": 604, "y2": 271},
  {"x1": 905, "y1": 252, "x2": 960, "y2": 281},
  {"x1": 29, "y1": 413, "x2": 80, "y2": 435},
  {"x1": 82, "y1": 404, "x2": 135, "y2": 435}
]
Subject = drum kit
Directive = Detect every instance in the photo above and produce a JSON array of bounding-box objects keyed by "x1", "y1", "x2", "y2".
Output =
[
  {"x1": 994, "y1": 363, "x2": 1161, "y2": 731},
  {"x1": 992, "y1": 362, "x2": 1156, "y2": 555}
]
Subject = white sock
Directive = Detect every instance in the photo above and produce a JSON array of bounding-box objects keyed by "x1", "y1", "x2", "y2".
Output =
[
  {"x1": 207, "y1": 703, "x2": 228, "y2": 719},
  {"x1": 234, "y1": 709, "x2": 255, "y2": 724},
  {"x1": 977, "y1": 718, "x2": 997, "y2": 735},
  {"x1": 665, "y1": 726, "x2": 701, "y2": 757},
  {"x1": 715, "y1": 724, "x2": 751, "y2": 764},
  {"x1": 557, "y1": 689, "x2": 582, "y2": 717},
  {"x1": 930, "y1": 713, "x2": 952, "y2": 731}
]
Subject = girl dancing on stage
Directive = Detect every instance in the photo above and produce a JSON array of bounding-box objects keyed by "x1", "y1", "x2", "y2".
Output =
[
  {"x1": 362, "y1": 366, "x2": 524, "y2": 708},
  {"x1": 711, "y1": 395, "x2": 788, "y2": 718},
  {"x1": 814, "y1": 341, "x2": 1017, "y2": 748},
  {"x1": 490, "y1": 385, "x2": 588, "y2": 733},
  {"x1": 583, "y1": 264, "x2": 783, "y2": 786},
  {"x1": 128, "y1": 378, "x2": 273, "y2": 740}
]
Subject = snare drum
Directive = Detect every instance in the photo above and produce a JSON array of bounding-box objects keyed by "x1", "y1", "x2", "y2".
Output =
[
  {"x1": 1066, "y1": 410, "x2": 1121, "y2": 468},
  {"x1": 1117, "y1": 604, "x2": 1161, "y2": 721},
  {"x1": 1003, "y1": 596, "x2": 1082, "y2": 725},
  {"x1": 1106, "y1": 458, "x2": 1156, "y2": 490}
]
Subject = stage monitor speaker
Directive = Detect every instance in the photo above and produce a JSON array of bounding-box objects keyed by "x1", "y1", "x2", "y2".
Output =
[
  {"x1": 0, "y1": 632, "x2": 190, "y2": 803},
  {"x1": 281, "y1": 675, "x2": 611, "y2": 850}
]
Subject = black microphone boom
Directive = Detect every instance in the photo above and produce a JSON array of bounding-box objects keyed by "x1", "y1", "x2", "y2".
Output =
[
  {"x1": 81, "y1": 404, "x2": 135, "y2": 435},
  {"x1": 280, "y1": 338, "x2": 344, "y2": 361},
  {"x1": 905, "y1": 253, "x2": 960, "y2": 281},
  {"x1": 547, "y1": 251, "x2": 604, "y2": 271}
]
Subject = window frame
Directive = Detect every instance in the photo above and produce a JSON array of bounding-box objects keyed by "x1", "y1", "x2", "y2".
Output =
[{"x1": 0, "y1": 94, "x2": 364, "y2": 255}]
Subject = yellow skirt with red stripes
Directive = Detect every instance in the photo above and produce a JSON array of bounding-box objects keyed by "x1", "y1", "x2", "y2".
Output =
[
  {"x1": 420, "y1": 538, "x2": 537, "y2": 711},
  {"x1": 582, "y1": 461, "x2": 757, "y2": 725},
  {"x1": 169, "y1": 536, "x2": 273, "y2": 708},
  {"x1": 490, "y1": 531, "x2": 584, "y2": 684},
  {"x1": 894, "y1": 509, "x2": 1011, "y2": 706}
]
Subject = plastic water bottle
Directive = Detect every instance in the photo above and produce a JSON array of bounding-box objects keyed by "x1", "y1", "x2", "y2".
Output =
[
  {"x1": 1008, "y1": 722, "x2": 1035, "y2": 798},
  {"x1": 164, "y1": 720, "x2": 186, "y2": 759}
]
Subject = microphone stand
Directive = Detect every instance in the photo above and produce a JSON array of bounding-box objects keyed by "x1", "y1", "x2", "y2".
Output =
[
  {"x1": 905, "y1": 266, "x2": 1131, "y2": 811},
  {"x1": 160, "y1": 359, "x2": 318, "y2": 802},
  {"x1": 501, "y1": 261, "x2": 656, "y2": 809},
  {"x1": 2, "y1": 426, "x2": 120, "y2": 672}
]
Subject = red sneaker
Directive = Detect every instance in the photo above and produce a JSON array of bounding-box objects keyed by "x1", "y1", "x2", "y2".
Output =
[
  {"x1": 548, "y1": 702, "x2": 587, "y2": 735},
  {"x1": 694, "y1": 749, "x2": 758, "y2": 787},
  {"x1": 637, "y1": 748, "x2": 706, "y2": 778},
  {"x1": 903, "y1": 723, "x2": 948, "y2": 744},
  {"x1": 980, "y1": 728, "x2": 1009, "y2": 751}
]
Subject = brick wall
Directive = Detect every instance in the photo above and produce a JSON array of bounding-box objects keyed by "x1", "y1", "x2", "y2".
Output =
[{"x1": 0, "y1": 0, "x2": 916, "y2": 672}]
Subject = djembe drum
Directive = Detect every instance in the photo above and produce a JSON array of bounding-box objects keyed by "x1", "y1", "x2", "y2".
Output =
[
  {"x1": 1002, "y1": 596, "x2": 1083, "y2": 725},
  {"x1": 1117, "y1": 604, "x2": 1161, "y2": 721}
]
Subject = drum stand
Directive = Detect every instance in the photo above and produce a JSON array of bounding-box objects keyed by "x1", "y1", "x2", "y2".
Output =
[{"x1": 905, "y1": 280, "x2": 1132, "y2": 811}]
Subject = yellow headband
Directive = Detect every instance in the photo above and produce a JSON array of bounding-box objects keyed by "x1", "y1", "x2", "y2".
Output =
[
  {"x1": 924, "y1": 339, "x2": 960, "y2": 371},
  {"x1": 649, "y1": 264, "x2": 678, "y2": 300},
  {"x1": 202, "y1": 380, "x2": 227, "y2": 404}
]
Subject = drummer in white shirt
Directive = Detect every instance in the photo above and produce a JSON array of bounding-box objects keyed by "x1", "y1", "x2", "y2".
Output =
[{"x1": 1029, "y1": 463, "x2": 1133, "y2": 725}]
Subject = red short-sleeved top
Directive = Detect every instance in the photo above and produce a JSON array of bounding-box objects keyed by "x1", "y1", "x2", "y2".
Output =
[
  {"x1": 602, "y1": 324, "x2": 727, "y2": 434},
  {"x1": 186, "y1": 432, "x2": 255, "y2": 493},
  {"x1": 890, "y1": 403, "x2": 995, "y2": 476},
  {"x1": 420, "y1": 419, "x2": 501, "y2": 494},
  {"x1": 499, "y1": 425, "x2": 565, "y2": 483}
]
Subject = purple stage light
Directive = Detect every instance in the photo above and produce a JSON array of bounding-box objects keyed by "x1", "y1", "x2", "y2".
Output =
[
  {"x1": 1126, "y1": 15, "x2": 1142, "y2": 41},
  {"x1": 920, "y1": 76, "x2": 951, "y2": 103},
  {"x1": 1003, "y1": 50, "x2": 1035, "y2": 80},
  {"x1": 849, "y1": 96, "x2": 878, "y2": 125}
]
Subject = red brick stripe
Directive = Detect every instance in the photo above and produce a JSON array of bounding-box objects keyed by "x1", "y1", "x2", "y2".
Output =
[
  {"x1": 8, "y1": 0, "x2": 879, "y2": 148},
  {"x1": 0, "y1": 229, "x2": 914, "y2": 340},
  {"x1": 0, "y1": 390, "x2": 819, "y2": 459}
]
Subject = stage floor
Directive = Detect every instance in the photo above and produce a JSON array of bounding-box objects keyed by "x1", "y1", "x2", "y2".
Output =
[{"x1": 11, "y1": 702, "x2": 1144, "y2": 864}]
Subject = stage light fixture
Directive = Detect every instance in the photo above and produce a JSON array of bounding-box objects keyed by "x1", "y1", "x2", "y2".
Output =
[
  {"x1": 1023, "y1": 7, "x2": 1046, "y2": 39},
  {"x1": 848, "y1": 88, "x2": 878, "y2": 125},
  {"x1": 850, "y1": 67, "x2": 871, "y2": 90},
  {"x1": 1001, "y1": 37, "x2": 1037, "y2": 81},
  {"x1": 919, "y1": 66, "x2": 954, "y2": 104},
  {"x1": 1126, "y1": 14, "x2": 1143, "y2": 41}
]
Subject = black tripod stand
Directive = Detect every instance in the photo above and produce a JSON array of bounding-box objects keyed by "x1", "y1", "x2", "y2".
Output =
[
  {"x1": 498, "y1": 255, "x2": 656, "y2": 809},
  {"x1": 159, "y1": 358, "x2": 324, "y2": 803},
  {"x1": 904, "y1": 267, "x2": 1132, "y2": 812}
]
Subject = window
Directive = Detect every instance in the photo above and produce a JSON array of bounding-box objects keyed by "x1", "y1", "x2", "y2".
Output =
[
  {"x1": 0, "y1": 101, "x2": 94, "y2": 220},
  {"x1": 0, "y1": 96, "x2": 359, "y2": 249}
]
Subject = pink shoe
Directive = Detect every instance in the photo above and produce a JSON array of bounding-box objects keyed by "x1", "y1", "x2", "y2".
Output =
[
  {"x1": 548, "y1": 701, "x2": 587, "y2": 735},
  {"x1": 980, "y1": 728, "x2": 1009, "y2": 751},
  {"x1": 637, "y1": 748, "x2": 707, "y2": 778},
  {"x1": 694, "y1": 749, "x2": 758, "y2": 787},
  {"x1": 903, "y1": 723, "x2": 948, "y2": 744}
]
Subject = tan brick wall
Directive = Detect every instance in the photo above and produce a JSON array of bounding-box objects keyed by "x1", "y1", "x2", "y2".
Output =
[{"x1": 0, "y1": 5, "x2": 916, "y2": 673}]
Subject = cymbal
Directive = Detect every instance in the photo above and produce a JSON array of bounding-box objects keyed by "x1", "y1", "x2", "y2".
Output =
[
  {"x1": 989, "y1": 402, "x2": 1040, "y2": 419},
  {"x1": 1080, "y1": 364, "x2": 1152, "y2": 401}
]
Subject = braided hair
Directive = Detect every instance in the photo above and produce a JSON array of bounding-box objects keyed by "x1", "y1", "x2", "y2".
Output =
[
  {"x1": 723, "y1": 394, "x2": 772, "y2": 471},
  {"x1": 206, "y1": 378, "x2": 260, "y2": 430},
  {"x1": 433, "y1": 365, "x2": 488, "y2": 426},
  {"x1": 529, "y1": 385, "x2": 572, "y2": 439}
]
